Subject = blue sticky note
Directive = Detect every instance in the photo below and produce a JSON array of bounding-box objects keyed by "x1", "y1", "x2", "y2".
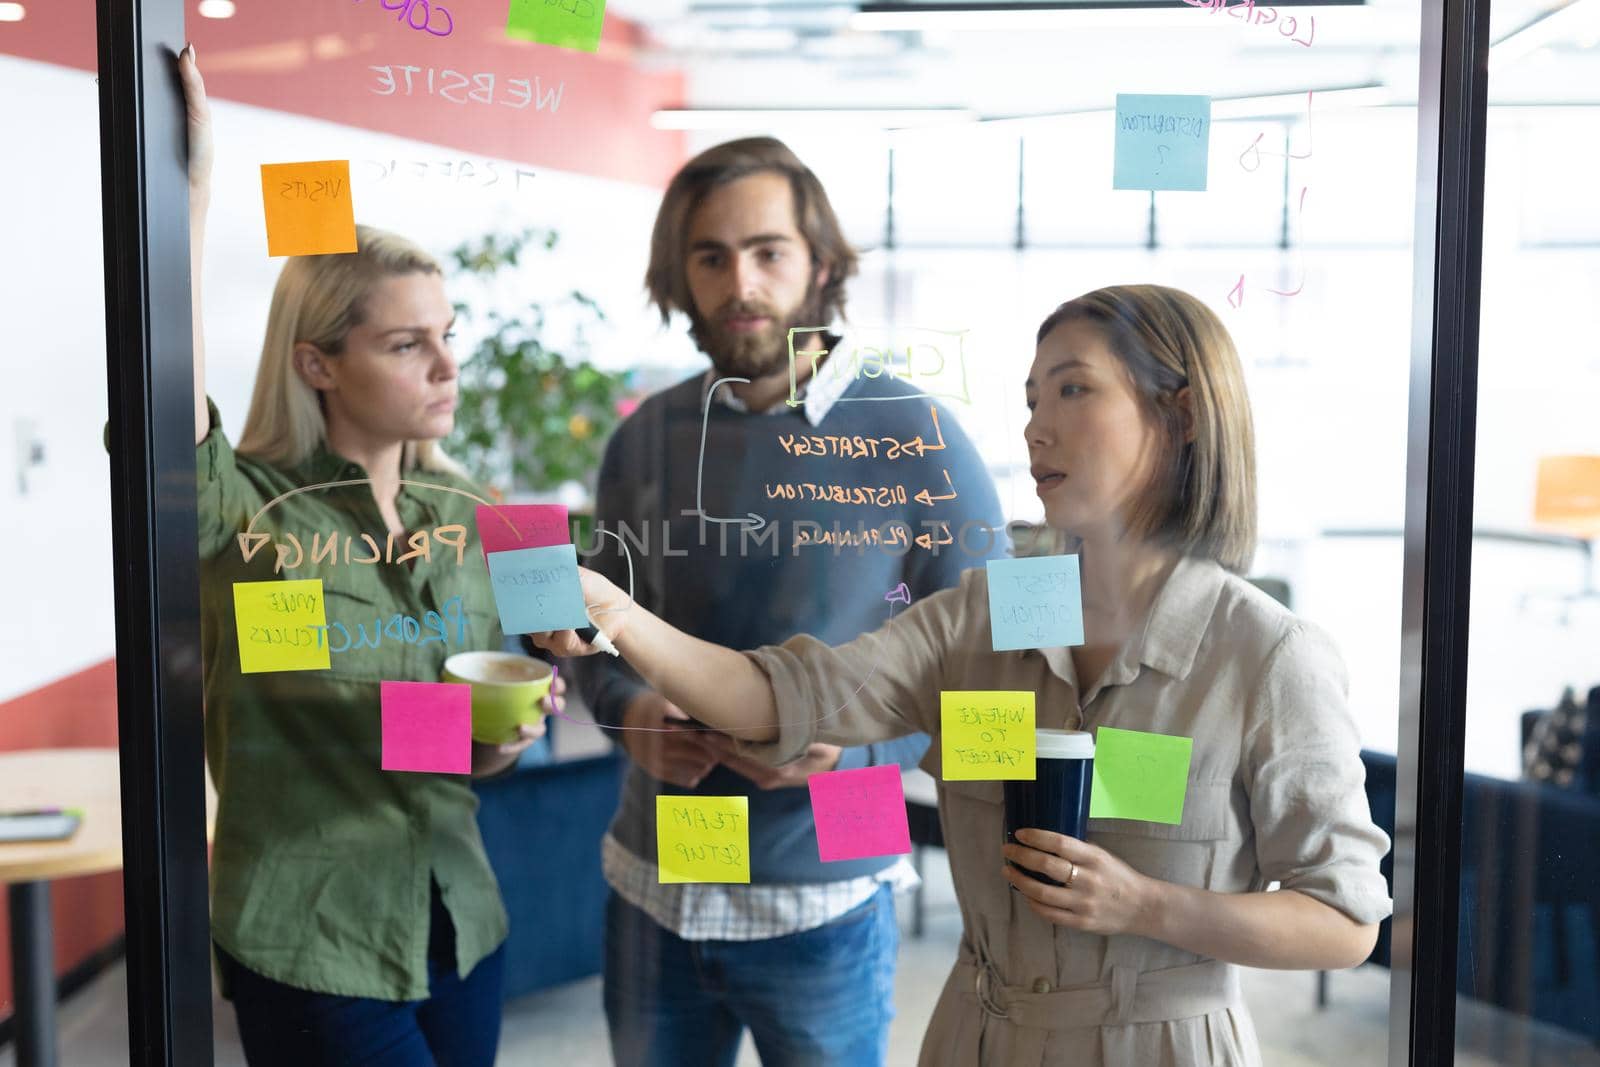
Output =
[
  {"x1": 485, "y1": 543, "x2": 591, "y2": 634},
  {"x1": 1113, "y1": 93, "x2": 1211, "y2": 192},
  {"x1": 986, "y1": 556, "x2": 1084, "y2": 651}
]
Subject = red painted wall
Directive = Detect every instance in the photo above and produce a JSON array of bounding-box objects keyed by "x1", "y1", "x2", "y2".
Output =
[
  {"x1": 0, "y1": 0, "x2": 687, "y2": 188},
  {"x1": 0, "y1": 660, "x2": 125, "y2": 1028}
]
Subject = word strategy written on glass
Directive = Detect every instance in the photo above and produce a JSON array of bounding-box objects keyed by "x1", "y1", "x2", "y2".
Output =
[
  {"x1": 941, "y1": 691, "x2": 1037, "y2": 780},
  {"x1": 657, "y1": 797, "x2": 750, "y2": 883}
]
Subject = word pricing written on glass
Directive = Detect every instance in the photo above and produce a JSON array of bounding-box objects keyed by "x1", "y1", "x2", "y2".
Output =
[
  {"x1": 941, "y1": 691, "x2": 1037, "y2": 781},
  {"x1": 985, "y1": 555, "x2": 1084, "y2": 652},
  {"x1": 1113, "y1": 94, "x2": 1212, "y2": 193},
  {"x1": 259, "y1": 161, "x2": 358, "y2": 257},
  {"x1": 808, "y1": 765, "x2": 912, "y2": 863},
  {"x1": 506, "y1": 0, "x2": 606, "y2": 53},
  {"x1": 657, "y1": 796, "x2": 750, "y2": 883}
]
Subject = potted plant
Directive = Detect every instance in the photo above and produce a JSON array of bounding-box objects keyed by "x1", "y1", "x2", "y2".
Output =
[{"x1": 445, "y1": 229, "x2": 629, "y2": 530}]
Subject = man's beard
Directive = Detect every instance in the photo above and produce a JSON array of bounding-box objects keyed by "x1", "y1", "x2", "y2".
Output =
[{"x1": 694, "y1": 283, "x2": 827, "y2": 381}]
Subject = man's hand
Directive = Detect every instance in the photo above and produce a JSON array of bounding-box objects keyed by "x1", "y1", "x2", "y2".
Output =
[
  {"x1": 619, "y1": 691, "x2": 720, "y2": 789},
  {"x1": 701, "y1": 733, "x2": 842, "y2": 790}
]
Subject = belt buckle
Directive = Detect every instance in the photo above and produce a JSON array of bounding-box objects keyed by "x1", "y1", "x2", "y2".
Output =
[{"x1": 975, "y1": 961, "x2": 1010, "y2": 1019}]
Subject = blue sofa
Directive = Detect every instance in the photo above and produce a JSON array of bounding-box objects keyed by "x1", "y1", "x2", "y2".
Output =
[{"x1": 473, "y1": 733, "x2": 625, "y2": 1001}]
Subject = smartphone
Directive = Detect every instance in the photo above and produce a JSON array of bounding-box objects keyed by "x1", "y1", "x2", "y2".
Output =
[{"x1": 0, "y1": 809, "x2": 83, "y2": 843}]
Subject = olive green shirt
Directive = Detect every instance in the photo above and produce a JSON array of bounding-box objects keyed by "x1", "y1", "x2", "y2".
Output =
[{"x1": 197, "y1": 401, "x2": 508, "y2": 1001}]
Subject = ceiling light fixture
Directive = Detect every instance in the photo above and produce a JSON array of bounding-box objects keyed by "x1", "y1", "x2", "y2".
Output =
[
  {"x1": 851, "y1": 0, "x2": 1360, "y2": 32},
  {"x1": 1490, "y1": 0, "x2": 1600, "y2": 69},
  {"x1": 651, "y1": 107, "x2": 975, "y2": 130},
  {"x1": 198, "y1": 0, "x2": 237, "y2": 18},
  {"x1": 0, "y1": 3, "x2": 25, "y2": 21}
]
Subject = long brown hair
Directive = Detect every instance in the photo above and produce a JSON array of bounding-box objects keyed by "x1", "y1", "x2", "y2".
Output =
[
  {"x1": 645, "y1": 137, "x2": 858, "y2": 332},
  {"x1": 1037, "y1": 285, "x2": 1257, "y2": 573}
]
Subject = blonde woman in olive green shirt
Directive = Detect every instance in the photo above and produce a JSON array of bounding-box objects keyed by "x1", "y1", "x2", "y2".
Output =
[{"x1": 181, "y1": 48, "x2": 546, "y2": 1066}]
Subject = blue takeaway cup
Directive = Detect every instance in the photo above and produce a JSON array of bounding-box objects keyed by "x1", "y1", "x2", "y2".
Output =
[{"x1": 1003, "y1": 728, "x2": 1095, "y2": 885}]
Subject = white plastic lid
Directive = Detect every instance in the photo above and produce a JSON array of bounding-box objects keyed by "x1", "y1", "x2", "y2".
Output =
[{"x1": 1035, "y1": 729, "x2": 1095, "y2": 759}]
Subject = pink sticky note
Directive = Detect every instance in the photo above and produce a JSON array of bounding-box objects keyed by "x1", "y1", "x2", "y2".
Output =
[
  {"x1": 808, "y1": 765, "x2": 912, "y2": 863},
  {"x1": 475, "y1": 504, "x2": 571, "y2": 557},
  {"x1": 381, "y1": 681, "x2": 471, "y2": 775}
]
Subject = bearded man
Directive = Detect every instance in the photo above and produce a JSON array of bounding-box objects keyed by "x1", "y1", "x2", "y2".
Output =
[{"x1": 572, "y1": 137, "x2": 1003, "y2": 1067}]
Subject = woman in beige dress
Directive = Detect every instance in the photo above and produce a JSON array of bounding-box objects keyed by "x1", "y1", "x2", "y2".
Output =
[{"x1": 538, "y1": 284, "x2": 1391, "y2": 1066}]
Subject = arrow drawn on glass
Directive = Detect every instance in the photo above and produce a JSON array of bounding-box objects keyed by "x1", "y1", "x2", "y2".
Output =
[{"x1": 693, "y1": 376, "x2": 766, "y2": 532}]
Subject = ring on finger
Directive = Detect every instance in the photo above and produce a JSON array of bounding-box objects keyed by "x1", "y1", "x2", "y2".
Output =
[{"x1": 1064, "y1": 862, "x2": 1078, "y2": 890}]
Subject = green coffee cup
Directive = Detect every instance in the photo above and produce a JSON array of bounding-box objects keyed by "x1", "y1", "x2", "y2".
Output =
[{"x1": 441, "y1": 651, "x2": 553, "y2": 745}]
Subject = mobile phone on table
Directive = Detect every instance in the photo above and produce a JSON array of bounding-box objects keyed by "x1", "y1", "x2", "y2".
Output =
[{"x1": 0, "y1": 808, "x2": 83, "y2": 843}]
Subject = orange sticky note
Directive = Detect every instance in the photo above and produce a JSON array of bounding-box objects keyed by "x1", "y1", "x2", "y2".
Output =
[{"x1": 260, "y1": 160, "x2": 358, "y2": 257}]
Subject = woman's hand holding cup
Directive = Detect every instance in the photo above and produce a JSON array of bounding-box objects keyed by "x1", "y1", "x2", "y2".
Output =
[{"x1": 1001, "y1": 830, "x2": 1160, "y2": 938}]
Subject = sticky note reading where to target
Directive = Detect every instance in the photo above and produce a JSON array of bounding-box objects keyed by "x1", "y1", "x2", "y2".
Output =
[
  {"x1": 475, "y1": 503, "x2": 571, "y2": 557},
  {"x1": 808, "y1": 765, "x2": 912, "y2": 863},
  {"x1": 940, "y1": 691, "x2": 1036, "y2": 781},
  {"x1": 381, "y1": 681, "x2": 471, "y2": 775},
  {"x1": 233, "y1": 578, "x2": 332, "y2": 674},
  {"x1": 1089, "y1": 726, "x2": 1194, "y2": 824},
  {"x1": 1113, "y1": 94, "x2": 1212, "y2": 192},
  {"x1": 260, "y1": 160, "x2": 358, "y2": 257},
  {"x1": 484, "y1": 542, "x2": 590, "y2": 634},
  {"x1": 657, "y1": 796, "x2": 750, "y2": 883},
  {"x1": 985, "y1": 556, "x2": 1084, "y2": 651},
  {"x1": 506, "y1": 0, "x2": 606, "y2": 53}
]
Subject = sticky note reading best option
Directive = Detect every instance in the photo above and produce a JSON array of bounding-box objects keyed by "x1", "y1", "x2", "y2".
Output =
[
  {"x1": 1089, "y1": 726, "x2": 1194, "y2": 824},
  {"x1": 484, "y1": 542, "x2": 590, "y2": 634},
  {"x1": 233, "y1": 579, "x2": 332, "y2": 674},
  {"x1": 986, "y1": 555, "x2": 1084, "y2": 651},
  {"x1": 1113, "y1": 93, "x2": 1211, "y2": 192},
  {"x1": 506, "y1": 0, "x2": 606, "y2": 53},
  {"x1": 475, "y1": 503, "x2": 571, "y2": 557},
  {"x1": 657, "y1": 796, "x2": 750, "y2": 883},
  {"x1": 381, "y1": 681, "x2": 471, "y2": 775},
  {"x1": 808, "y1": 765, "x2": 912, "y2": 863},
  {"x1": 260, "y1": 160, "x2": 358, "y2": 257},
  {"x1": 941, "y1": 691, "x2": 1036, "y2": 781}
]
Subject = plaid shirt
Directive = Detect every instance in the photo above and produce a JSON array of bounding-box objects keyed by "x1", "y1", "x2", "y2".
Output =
[{"x1": 603, "y1": 833, "x2": 920, "y2": 942}]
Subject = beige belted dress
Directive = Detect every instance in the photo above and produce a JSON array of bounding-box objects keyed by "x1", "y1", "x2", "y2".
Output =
[{"x1": 743, "y1": 556, "x2": 1392, "y2": 1066}]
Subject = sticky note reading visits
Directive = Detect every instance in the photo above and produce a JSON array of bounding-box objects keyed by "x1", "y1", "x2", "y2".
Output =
[
  {"x1": 475, "y1": 503, "x2": 571, "y2": 557},
  {"x1": 986, "y1": 556, "x2": 1084, "y2": 651},
  {"x1": 507, "y1": 0, "x2": 606, "y2": 53},
  {"x1": 1089, "y1": 726, "x2": 1194, "y2": 824},
  {"x1": 233, "y1": 579, "x2": 332, "y2": 674},
  {"x1": 657, "y1": 796, "x2": 750, "y2": 883},
  {"x1": 381, "y1": 681, "x2": 471, "y2": 775},
  {"x1": 808, "y1": 765, "x2": 912, "y2": 863},
  {"x1": 484, "y1": 542, "x2": 590, "y2": 634},
  {"x1": 1113, "y1": 94, "x2": 1211, "y2": 192},
  {"x1": 260, "y1": 160, "x2": 358, "y2": 257},
  {"x1": 941, "y1": 691, "x2": 1036, "y2": 781}
]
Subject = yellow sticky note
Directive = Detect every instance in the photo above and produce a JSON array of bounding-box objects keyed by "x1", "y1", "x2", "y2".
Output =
[
  {"x1": 233, "y1": 579, "x2": 332, "y2": 674},
  {"x1": 940, "y1": 691, "x2": 1036, "y2": 780},
  {"x1": 260, "y1": 160, "x2": 359, "y2": 257},
  {"x1": 656, "y1": 796, "x2": 750, "y2": 884}
]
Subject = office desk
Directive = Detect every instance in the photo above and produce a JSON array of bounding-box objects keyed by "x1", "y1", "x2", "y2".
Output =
[{"x1": 0, "y1": 749, "x2": 215, "y2": 1067}]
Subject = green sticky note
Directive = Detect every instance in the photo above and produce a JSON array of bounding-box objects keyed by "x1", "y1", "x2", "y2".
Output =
[
  {"x1": 1088, "y1": 726, "x2": 1193, "y2": 824},
  {"x1": 507, "y1": 0, "x2": 605, "y2": 53},
  {"x1": 939, "y1": 691, "x2": 1036, "y2": 781}
]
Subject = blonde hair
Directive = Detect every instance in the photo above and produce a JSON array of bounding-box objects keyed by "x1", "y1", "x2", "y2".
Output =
[
  {"x1": 1036, "y1": 285, "x2": 1257, "y2": 573},
  {"x1": 236, "y1": 225, "x2": 465, "y2": 476}
]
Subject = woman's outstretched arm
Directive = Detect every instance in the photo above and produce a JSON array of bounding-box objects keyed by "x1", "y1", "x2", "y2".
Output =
[
  {"x1": 532, "y1": 568, "x2": 781, "y2": 742},
  {"x1": 178, "y1": 44, "x2": 213, "y2": 445}
]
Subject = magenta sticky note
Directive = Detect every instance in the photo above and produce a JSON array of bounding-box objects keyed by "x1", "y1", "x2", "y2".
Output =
[
  {"x1": 808, "y1": 765, "x2": 912, "y2": 863},
  {"x1": 381, "y1": 681, "x2": 471, "y2": 775},
  {"x1": 475, "y1": 504, "x2": 571, "y2": 557}
]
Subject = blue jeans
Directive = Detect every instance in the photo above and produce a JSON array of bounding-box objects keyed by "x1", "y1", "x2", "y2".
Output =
[
  {"x1": 216, "y1": 880, "x2": 504, "y2": 1067},
  {"x1": 603, "y1": 884, "x2": 899, "y2": 1067}
]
